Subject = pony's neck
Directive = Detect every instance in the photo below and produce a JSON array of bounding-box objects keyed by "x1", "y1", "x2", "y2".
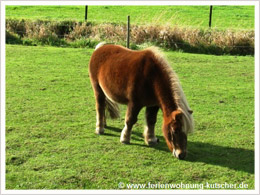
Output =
[
  {"x1": 151, "y1": 51, "x2": 182, "y2": 117},
  {"x1": 160, "y1": 97, "x2": 178, "y2": 118},
  {"x1": 154, "y1": 79, "x2": 178, "y2": 117}
]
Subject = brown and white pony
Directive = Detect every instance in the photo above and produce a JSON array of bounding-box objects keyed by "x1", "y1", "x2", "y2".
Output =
[{"x1": 89, "y1": 43, "x2": 194, "y2": 160}]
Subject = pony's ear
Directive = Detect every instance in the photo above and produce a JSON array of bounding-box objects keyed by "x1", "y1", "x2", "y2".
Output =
[
  {"x1": 188, "y1": 110, "x2": 193, "y2": 114},
  {"x1": 171, "y1": 110, "x2": 183, "y2": 121}
]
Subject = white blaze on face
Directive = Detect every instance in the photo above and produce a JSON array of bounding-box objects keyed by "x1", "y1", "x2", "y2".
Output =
[{"x1": 172, "y1": 149, "x2": 181, "y2": 158}]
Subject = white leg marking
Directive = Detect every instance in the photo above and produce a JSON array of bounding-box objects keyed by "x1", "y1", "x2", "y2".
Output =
[
  {"x1": 96, "y1": 112, "x2": 104, "y2": 134},
  {"x1": 120, "y1": 123, "x2": 131, "y2": 144},
  {"x1": 144, "y1": 125, "x2": 159, "y2": 145}
]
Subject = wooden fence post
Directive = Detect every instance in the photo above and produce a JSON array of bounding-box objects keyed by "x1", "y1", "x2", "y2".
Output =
[
  {"x1": 85, "y1": 6, "x2": 88, "y2": 21},
  {"x1": 127, "y1": 15, "x2": 130, "y2": 48},
  {"x1": 209, "y1": 5, "x2": 213, "y2": 28}
]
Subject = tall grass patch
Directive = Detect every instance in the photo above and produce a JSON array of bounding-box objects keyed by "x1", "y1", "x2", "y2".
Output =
[{"x1": 6, "y1": 19, "x2": 254, "y2": 55}]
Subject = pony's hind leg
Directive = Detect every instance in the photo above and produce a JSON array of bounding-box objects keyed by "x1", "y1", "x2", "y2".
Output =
[
  {"x1": 103, "y1": 113, "x2": 107, "y2": 128},
  {"x1": 120, "y1": 102, "x2": 141, "y2": 144},
  {"x1": 93, "y1": 83, "x2": 106, "y2": 135},
  {"x1": 144, "y1": 106, "x2": 160, "y2": 145}
]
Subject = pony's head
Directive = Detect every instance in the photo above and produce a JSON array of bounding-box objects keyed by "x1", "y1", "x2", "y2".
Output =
[{"x1": 163, "y1": 109, "x2": 192, "y2": 160}]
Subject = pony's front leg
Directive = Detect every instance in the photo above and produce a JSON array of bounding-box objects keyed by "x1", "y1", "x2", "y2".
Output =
[
  {"x1": 120, "y1": 103, "x2": 141, "y2": 144},
  {"x1": 144, "y1": 106, "x2": 160, "y2": 145}
]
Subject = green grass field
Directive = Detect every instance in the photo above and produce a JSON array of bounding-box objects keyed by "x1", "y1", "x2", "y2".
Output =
[
  {"x1": 5, "y1": 44, "x2": 254, "y2": 189},
  {"x1": 6, "y1": 5, "x2": 254, "y2": 30}
]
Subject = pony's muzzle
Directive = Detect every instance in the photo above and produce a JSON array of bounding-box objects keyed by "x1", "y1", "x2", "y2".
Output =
[{"x1": 173, "y1": 150, "x2": 186, "y2": 160}]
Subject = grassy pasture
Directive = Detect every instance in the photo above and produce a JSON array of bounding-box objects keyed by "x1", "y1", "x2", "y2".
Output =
[
  {"x1": 6, "y1": 5, "x2": 254, "y2": 30},
  {"x1": 5, "y1": 44, "x2": 254, "y2": 189}
]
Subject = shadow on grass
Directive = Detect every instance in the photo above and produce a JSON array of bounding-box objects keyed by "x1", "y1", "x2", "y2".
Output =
[
  {"x1": 105, "y1": 126, "x2": 254, "y2": 174},
  {"x1": 105, "y1": 125, "x2": 145, "y2": 142},
  {"x1": 187, "y1": 141, "x2": 254, "y2": 174}
]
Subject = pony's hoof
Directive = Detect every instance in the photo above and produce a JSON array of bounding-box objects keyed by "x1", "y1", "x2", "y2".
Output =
[
  {"x1": 120, "y1": 131, "x2": 131, "y2": 144},
  {"x1": 95, "y1": 128, "x2": 104, "y2": 135},
  {"x1": 145, "y1": 137, "x2": 159, "y2": 146},
  {"x1": 120, "y1": 137, "x2": 130, "y2": 144},
  {"x1": 120, "y1": 140, "x2": 130, "y2": 144},
  {"x1": 95, "y1": 131, "x2": 104, "y2": 135}
]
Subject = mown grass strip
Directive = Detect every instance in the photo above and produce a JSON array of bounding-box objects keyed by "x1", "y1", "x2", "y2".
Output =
[{"x1": 6, "y1": 5, "x2": 255, "y2": 30}]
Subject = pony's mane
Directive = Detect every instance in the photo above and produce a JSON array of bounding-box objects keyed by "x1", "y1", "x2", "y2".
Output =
[{"x1": 146, "y1": 46, "x2": 194, "y2": 135}]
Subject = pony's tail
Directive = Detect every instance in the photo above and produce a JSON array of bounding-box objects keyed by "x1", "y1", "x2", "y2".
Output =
[{"x1": 105, "y1": 98, "x2": 120, "y2": 119}]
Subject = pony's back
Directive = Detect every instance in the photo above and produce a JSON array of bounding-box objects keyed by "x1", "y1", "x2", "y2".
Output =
[{"x1": 89, "y1": 44, "x2": 162, "y2": 106}]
